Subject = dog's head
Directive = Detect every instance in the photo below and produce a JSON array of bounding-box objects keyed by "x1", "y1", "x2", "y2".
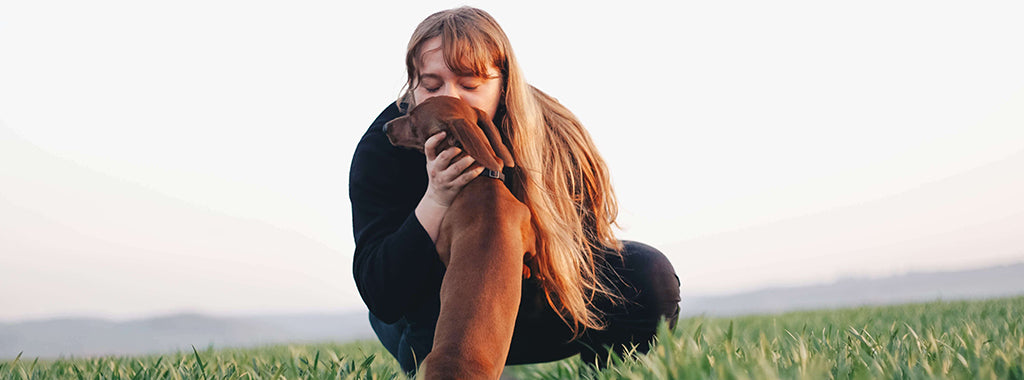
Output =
[{"x1": 383, "y1": 96, "x2": 514, "y2": 172}]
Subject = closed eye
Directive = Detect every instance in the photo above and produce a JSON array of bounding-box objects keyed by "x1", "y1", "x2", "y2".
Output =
[
  {"x1": 418, "y1": 74, "x2": 443, "y2": 93},
  {"x1": 459, "y1": 79, "x2": 484, "y2": 90}
]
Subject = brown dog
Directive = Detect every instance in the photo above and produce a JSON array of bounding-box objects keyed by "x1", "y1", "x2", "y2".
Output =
[{"x1": 384, "y1": 96, "x2": 536, "y2": 379}]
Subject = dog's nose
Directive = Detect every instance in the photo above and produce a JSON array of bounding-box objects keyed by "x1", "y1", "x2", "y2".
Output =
[{"x1": 382, "y1": 120, "x2": 391, "y2": 134}]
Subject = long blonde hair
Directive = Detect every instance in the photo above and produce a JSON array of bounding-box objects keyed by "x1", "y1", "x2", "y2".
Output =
[{"x1": 400, "y1": 6, "x2": 623, "y2": 335}]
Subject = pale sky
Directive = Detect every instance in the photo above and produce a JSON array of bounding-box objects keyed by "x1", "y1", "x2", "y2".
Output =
[{"x1": 2, "y1": 1, "x2": 1023, "y2": 322}]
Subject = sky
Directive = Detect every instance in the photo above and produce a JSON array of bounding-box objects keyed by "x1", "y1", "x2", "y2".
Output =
[{"x1": 1, "y1": 1, "x2": 1023, "y2": 322}]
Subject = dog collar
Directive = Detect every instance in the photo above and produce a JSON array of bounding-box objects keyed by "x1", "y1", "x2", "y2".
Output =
[{"x1": 481, "y1": 168, "x2": 505, "y2": 181}]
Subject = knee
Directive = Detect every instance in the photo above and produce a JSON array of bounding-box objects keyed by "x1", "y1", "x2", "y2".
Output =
[{"x1": 610, "y1": 241, "x2": 681, "y2": 323}]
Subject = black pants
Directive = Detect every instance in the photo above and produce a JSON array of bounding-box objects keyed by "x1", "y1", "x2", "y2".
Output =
[{"x1": 368, "y1": 241, "x2": 681, "y2": 373}]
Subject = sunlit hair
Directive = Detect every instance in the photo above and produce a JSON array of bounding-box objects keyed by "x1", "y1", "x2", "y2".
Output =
[{"x1": 399, "y1": 6, "x2": 624, "y2": 336}]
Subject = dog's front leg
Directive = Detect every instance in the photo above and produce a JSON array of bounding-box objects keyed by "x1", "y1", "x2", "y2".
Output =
[{"x1": 421, "y1": 183, "x2": 531, "y2": 379}]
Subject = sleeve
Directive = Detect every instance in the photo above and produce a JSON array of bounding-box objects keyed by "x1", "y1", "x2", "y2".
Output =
[{"x1": 349, "y1": 102, "x2": 446, "y2": 323}]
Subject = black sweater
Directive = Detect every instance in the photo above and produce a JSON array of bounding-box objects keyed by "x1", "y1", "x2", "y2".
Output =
[{"x1": 349, "y1": 102, "x2": 447, "y2": 323}]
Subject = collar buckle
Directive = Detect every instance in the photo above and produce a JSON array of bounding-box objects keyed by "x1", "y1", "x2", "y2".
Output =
[{"x1": 481, "y1": 168, "x2": 505, "y2": 181}]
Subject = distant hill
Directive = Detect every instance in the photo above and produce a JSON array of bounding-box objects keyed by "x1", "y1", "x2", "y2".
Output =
[
  {"x1": 3, "y1": 262, "x2": 1024, "y2": 360},
  {"x1": 682, "y1": 262, "x2": 1024, "y2": 316},
  {"x1": 0, "y1": 312, "x2": 375, "y2": 360},
  {"x1": 663, "y1": 150, "x2": 1024, "y2": 296}
]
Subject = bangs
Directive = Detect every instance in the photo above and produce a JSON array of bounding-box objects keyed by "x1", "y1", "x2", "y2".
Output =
[{"x1": 439, "y1": 25, "x2": 505, "y2": 78}]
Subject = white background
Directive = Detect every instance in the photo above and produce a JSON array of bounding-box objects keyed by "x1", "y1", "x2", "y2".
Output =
[{"x1": 2, "y1": 0, "x2": 1023, "y2": 321}]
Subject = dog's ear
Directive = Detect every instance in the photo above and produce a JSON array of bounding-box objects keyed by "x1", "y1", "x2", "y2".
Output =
[
  {"x1": 474, "y1": 107, "x2": 515, "y2": 168},
  {"x1": 445, "y1": 118, "x2": 504, "y2": 172}
]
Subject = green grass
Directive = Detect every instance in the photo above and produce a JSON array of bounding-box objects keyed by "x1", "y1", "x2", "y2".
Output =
[
  {"x1": 0, "y1": 341, "x2": 400, "y2": 380},
  {"x1": 4, "y1": 296, "x2": 1024, "y2": 379}
]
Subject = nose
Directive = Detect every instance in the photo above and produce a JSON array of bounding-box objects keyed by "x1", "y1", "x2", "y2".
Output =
[
  {"x1": 435, "y1": 84, "x2": 460, "y2": 99},
  {"x1": 383, "y1": 120, "x2": 392, "y2": 134}
]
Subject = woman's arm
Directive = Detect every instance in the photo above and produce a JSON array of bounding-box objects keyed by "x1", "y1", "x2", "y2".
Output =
[
  {"x1": 349, "y1": 103, "x2": 482, "y2": 323},
  {"x1": 415, "y1": 132, "x2": 484, "y2": 242},
  {"x1": 349, "y1": 103, "x2": 446, "y2": 323}
]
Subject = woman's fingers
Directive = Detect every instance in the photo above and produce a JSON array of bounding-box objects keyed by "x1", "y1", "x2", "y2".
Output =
[
  {"x1": 448, "y1": 155, "x2": 476, "y2": 175},
  {"x1": 422, "y1": 130, "x2": 483, "y2": 207},
  {"x1": 437, "y1": 146, "x2": 464, "y2": 168},
  {"x1": 454, "y1": 164, "x2": 485, "y2": 187},
  {"x1": 433, "y1": 153, "x2": 476, "y2": 186},
  {"x1": 424, "y1": 131, "x2": 447, "y2": 160}
]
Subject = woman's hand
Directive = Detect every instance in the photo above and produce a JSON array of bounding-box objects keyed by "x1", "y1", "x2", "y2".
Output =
[
  {"x1": 423, "y1": 132, "x2": 484, "y2": 207},
  {"x1": 415, "y1": 131, "x2": 485, "y2": 242}
]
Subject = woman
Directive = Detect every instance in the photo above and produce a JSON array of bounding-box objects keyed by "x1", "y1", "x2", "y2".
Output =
[{"x1": 349, "y1": 6, "x2": 680, "y2": 373}]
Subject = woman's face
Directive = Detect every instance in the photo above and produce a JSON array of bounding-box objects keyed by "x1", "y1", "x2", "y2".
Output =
[{"x1": 412, "y1": 37, "x2": 504, "y2": 119}]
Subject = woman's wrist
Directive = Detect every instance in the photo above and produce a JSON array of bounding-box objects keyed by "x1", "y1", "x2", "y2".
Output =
[{"x1": 415, "y1": 193, "x2": 448, "y2": 243}]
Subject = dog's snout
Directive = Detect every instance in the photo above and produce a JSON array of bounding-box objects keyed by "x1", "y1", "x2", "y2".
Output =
[{"x1": 382, "y1": 120, "x2": 391, "y2": 134}]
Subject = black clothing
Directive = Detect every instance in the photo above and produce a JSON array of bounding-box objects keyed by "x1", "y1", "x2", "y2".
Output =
[
  {"x1": 368, "y1": 241, "x2": 681, "y2": 373},
  {"x1": 350, "y1": 102, "x2": 443, "y2": 324},
  {"x1": 349, "y1": 102, "x2": 681, "y2": 372}
]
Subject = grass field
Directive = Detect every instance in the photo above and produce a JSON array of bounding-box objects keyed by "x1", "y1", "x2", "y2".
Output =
[{"x1": 3, "y1": 296, "x2": 1023, "y2": 379}]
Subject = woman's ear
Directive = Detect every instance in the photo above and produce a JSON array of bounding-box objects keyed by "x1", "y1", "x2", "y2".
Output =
[{"x1": 474, "y1": 107, "x2": 515, "y2": 168}]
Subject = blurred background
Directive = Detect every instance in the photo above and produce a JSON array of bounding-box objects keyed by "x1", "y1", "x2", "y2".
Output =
[{"x1": 2, "y1": 0, "x2": 1023, "y2": 358}]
